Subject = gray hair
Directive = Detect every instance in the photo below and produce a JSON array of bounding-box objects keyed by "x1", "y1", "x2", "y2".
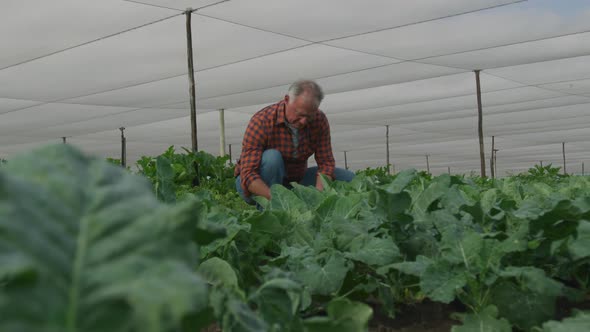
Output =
[{"x1": 287, "y1": 80, "x2": 324, "y2": 104}]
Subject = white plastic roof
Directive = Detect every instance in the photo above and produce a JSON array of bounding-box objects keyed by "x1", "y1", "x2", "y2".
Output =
[{"x1": 1, "y1": 0, "x2": 589, "y2": 175}]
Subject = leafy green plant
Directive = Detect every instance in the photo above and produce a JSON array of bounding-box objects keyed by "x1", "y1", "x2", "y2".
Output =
[
  {"x1": 0, "y1": 144, "x2": 222, "y2": 332},
  {"x1": 1, "y1": 144, "x2": 373, "y2": 332},
  {"x1": 533, "y1": 310, "x2": 590, "y2": 331},
  {"x1": 514, "y1": 164, "x2": 569, "y2": 185},
  {"x1": 355, "y1": 165, "x2": 390, "y2": 178},
  {"x1": 202, "y1": 167, "x2": 590, "y2": 331},
  {"x1": 136, "y1": 146, "x2": 248, "y2": 209}
]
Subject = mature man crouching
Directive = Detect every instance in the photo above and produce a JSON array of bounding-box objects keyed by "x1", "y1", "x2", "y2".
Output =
[{"x1": 235, "y1": 79, "x2": 354, "y2": 205}]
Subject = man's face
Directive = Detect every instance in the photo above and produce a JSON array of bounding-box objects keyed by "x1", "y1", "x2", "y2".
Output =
[{"x1": 285, "y1": 92, "x2": 319, "y2": 129}]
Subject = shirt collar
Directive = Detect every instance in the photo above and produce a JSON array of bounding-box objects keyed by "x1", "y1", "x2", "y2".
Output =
[{"x1": 276, "y1": 100, "x2": 288, "y2": 125}]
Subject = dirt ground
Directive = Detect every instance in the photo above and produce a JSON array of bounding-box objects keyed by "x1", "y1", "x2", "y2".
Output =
[
  {"x1": 202, "y1": 296, "x2": 590, "y2": 332},
  {"x1": 368, "y1": 300, "x2": 460, "y2": 332}
]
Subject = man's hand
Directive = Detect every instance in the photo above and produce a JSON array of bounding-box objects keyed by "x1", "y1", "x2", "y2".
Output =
[
  {"x1": 315, "y1": 173, "x2": 331, "y2": 191},
  {"x1": 247, "y1": 178, "x2": 272, "y2": 200}
]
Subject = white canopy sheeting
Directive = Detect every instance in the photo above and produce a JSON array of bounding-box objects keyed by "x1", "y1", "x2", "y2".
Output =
[{"x1": 1, "y1": 0, "x2": 589, "y2": 175}]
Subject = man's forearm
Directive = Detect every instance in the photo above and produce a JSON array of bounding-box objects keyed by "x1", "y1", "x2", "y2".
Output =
[{"x1": 247, "y1": 178, "x2": 271, "y2": 200}]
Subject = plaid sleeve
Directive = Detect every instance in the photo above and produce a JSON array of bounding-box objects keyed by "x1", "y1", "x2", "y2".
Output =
[
  {"x1": 314, "y1": 111, "x2": 335, "y2": 179},
  {"x1": 239, "y1": 114, "x2": 266, "y2": 197}
]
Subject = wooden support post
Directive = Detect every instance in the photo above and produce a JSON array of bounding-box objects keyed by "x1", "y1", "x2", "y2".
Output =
[
  {"x1": 426, "y1": 154, "x2": 430, "y2": 174},
  {"x1": 344, "y1": 151, "x2": 348, "y2": 170},
  {"x1": 185, "y1": 9, "x2": 198, "y2": 152},
  {"x1": 385, "y1": 125, "x2": 390, "y2": 174},
  {"x1": 228, "y1": 143, "x2": 233, "y2": 165},
  {"x1": 562, "y1": 142, "x2": 566, "y2": 175},
  {"x1": 119, "y1": 127, "x2": 126, "y2": 168},
  {"x1": 490, "y1": 136, "x2": 495, "y2": 179},
  {"x1": 493, "y1": 149, "x2": 498, "y2": 178},
  {"x1": 219, "y1": 108, "x2": 225, "y2": 157},
  {"x1": 474, "y1": 70, "x2": 486, "y2": 177}
]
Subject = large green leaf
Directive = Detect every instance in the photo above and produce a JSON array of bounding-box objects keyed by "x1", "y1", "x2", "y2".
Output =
[
  {"x1": 270, "y1": 185, "x2": 307, "y2": 215},
  {"x1": 304, "y1": 298, "x2": 373, "y2": 332},
  {"x1": 0, "y1": 145, "x2": 209, "y2": 332},
  {"x1": 291, "y1": 183, "x2": 326, "y2": 210},
  {"x1": 515, "y1": 195, "x2": 590, "y2": 242},
  {"x1": 420, "y1": 260, "x2": 467, "y2": 303},
  {"x1": 297, "y1": 252, "x2": 351, "y2": 296},
  {"x1": 209, "y1": 288, "x2": 268, "y2": 332},
  {"x1": 440, "y1": 231, "x2": 484, "y2": 269},
  {"x1": 250, "y1": 277, "x2": 305, "y2": 331},
  {"x1": 198, "y1": 257, "x2": 239, "y2": 289},
  {"x1": 489, "y1": 279, "x2": 558, "y2": 331},
  {"x1": 440, "y1": 185, "x2": 475, "y2": 215},
  {"x1": 389, "y1": 255, "x2": 433, "y2": 277},
  {"x1": 315, "y1": 194, "x2": 365, "y2": 220},
  {"x1": 383, "y1": 169, "x2": 417, "y2": 194},
  {"x1": 368, "y1": 189, "x2": 412, "y2": 223},
  {"x1": 155, "y1": 155, "x2": 176, "y2": 203},
  {"x1": 451, "y1": 305, "x2": 511, "y2": 332},
  {"x1": 345, "y1": 235, "x2": 400, "y2": 266},
  {"x1": 569, "y1": 220, "x2": 590, "y2": 260},
  {"x1": 499, "y1": 266, "x2": 563, "y2": 297},
  {"x1": 536, "y1": 310, "x2": 590, "y2": 332},
  {"x1": 411, "y1": 174, "x2": 451, "y2": 221}
]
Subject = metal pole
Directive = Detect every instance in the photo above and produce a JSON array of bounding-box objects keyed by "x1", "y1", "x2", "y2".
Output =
[
  {"x1": 448, "y1": 166, "x2": 451, "y2": 175},
  {"x1": 228, "y1": 143, "x2": 233, "y2": 165},
  {"x1": 474, "y1": 70, "x2": 486, "y2": 177},
  {"x1": 120, "y1": 127, "x2": 126, "y2": 168},
  {"x1": 385, "y1": 125, "x2": 390, "y2": 175},
  {"x1": 562, "y1": 142, "x2": 566, "y2": 175},
  {"x1": 540, "y1": 160, "x2": 543, "y2": 167},
  {"x1": 219, "y1": 108, "x2": 225, "y2": 157},
  {"x1": 582, "y1": 162, "x2": 585, "y2": 175},
  {"x1": 490, "y1": 136, "x2": 495, "y2": 179},
  {"x1": 426, "y1": 154, "x2": 430, "y2": 174},
  {"x1": 494, "y1": 149, "x2": 498, "y2": 177},
  {"x1": 344, "y1": 151, "x2": 348, "y2": 170},
  {"x1": 185, "y1": 9, "x2": 198, "y2": 152},
  {"x1": 62, "y1": 137, "x2": 67, "y2": 144}
]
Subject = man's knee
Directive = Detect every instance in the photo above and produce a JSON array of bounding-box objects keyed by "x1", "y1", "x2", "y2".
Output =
[
  {"x1": 261, "y1": 149, "x2": 284, "y2": 170},
  {"x1": 334, "y1": 167, "x2": 355, "y2": 182},
  {"x1": 259, "y1": 149, "x2": 286, "y2": 187}
]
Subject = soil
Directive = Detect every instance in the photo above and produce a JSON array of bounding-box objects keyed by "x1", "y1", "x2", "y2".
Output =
[
  {"x1": 201, "y1": 296, "x2": 590, "y2": 332},
  {"x1": 368, "y1": 300, "x2": 461, "y2": 332}
]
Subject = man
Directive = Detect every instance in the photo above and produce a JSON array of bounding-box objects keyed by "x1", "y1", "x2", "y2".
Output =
[{"x1": 235, "y1": 79, "x2": 354, "y2": 204}]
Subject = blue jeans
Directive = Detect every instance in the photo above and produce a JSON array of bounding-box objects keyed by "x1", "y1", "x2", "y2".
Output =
[{"x1": 235, "y1": 149, "x2": 355, "y2": 205}]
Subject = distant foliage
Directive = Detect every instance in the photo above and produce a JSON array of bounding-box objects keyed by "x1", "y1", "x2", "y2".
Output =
[
  {"x1": 516, "y1": 164, "x2": 569, "y2": 184},
  {"x1": 105, "y1": 157, "x2": 122, "y2": 166},
  {"x1": 135, "y1": 146, "x2": 249, "y2": 210}
]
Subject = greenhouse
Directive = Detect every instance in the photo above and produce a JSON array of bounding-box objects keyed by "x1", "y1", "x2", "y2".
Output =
[{"x1": 1, "y1": 0, "x2": 589, "y2": 331}]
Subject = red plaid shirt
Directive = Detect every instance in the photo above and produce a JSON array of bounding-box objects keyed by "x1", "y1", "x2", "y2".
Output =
[{"x1": 235, "y1": 100, "x2": 335, "y2": 197}]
